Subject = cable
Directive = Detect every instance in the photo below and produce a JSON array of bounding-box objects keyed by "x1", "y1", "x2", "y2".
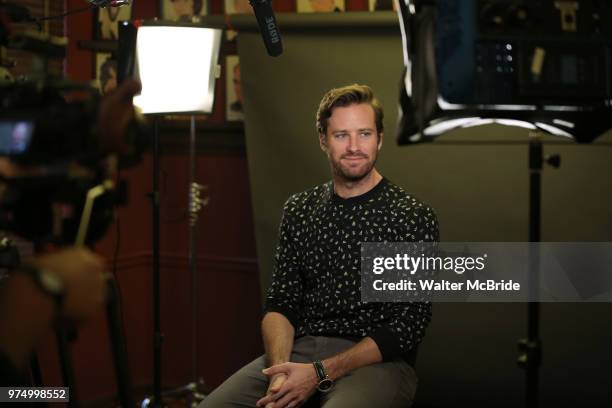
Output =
[
  {"x1": 37, "y1": 5, "x2": 94, "y2": 23},
  {"x1": 111, "y1": 169, "x2": 127, "y2": 342}
]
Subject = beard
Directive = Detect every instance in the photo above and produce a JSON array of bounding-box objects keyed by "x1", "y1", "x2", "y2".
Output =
[{"x1": 330, "y1": 151, "x2": 378, "y2": 182}]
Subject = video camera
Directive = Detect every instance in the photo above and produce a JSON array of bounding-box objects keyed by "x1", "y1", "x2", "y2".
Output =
[{"x1": 0, "y1": 3, "x2": 149, "y2": 245}]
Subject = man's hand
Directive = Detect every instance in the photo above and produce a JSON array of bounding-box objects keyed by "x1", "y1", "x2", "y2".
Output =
[
  {"x1": 262, "y1": 373, "x2": 287, "y2": 408},
  {"x1": 33, "y1": 247, "x2": 107, "y2": 322},
  {"x1": 0, "y1": 247, "x2": 108, "y2": 370},
  {"x1": 256, "y1": 362, "x2": 318, "y2": 408}
]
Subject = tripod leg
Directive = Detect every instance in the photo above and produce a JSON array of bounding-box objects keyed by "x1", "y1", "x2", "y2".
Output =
[
  {"x1": 106, "y1": 278, "x2": 135, "y2": 407},
  {"x1": 29, "y1": 354, "x2": 43, "y2": 386},
  {"x1": 56, "y1": 326, "x2": 80, "y2": 408}
]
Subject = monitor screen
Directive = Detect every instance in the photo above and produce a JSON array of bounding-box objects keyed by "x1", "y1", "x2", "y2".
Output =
[{"x1": 0, "y1": 120, "x2": 35, "y2": 155}]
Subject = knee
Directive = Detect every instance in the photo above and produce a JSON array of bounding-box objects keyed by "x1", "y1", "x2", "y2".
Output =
[{"x1": 197, "y1": 391, "x2": 237, "y2": 408}]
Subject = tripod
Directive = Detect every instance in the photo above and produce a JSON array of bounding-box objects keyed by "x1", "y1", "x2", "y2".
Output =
[{"x1": 0, "y1": 179, "x2": 136, "y2": 407}]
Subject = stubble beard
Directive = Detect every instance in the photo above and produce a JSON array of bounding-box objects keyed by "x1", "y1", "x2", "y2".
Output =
[{"x1": 331, "y1": 153, "x2": 378, "y2": 183}]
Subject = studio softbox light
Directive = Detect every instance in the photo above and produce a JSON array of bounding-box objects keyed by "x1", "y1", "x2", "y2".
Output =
[
  {"x1": 396, "y1": 0, "x2": 612, "y2": 144},
  {"x1": 126, "y1": 22, "x2": 222, "y2": 115}
]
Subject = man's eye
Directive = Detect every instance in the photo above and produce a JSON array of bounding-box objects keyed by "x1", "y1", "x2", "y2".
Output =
[
  {"x1": 335, "y1": 134, "x2": 347, "y2": 139},
  {"x1": 360, "y1": 132, "x2": 372, "y2": 137}
]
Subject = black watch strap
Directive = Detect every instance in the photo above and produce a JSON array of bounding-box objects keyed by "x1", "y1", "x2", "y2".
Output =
[
  {"x1": 313, "y1": 360, "x2": 327, "y2": 381},
  {"x1": 312, "y1": 360, "x2": 334, "y2": 393}
]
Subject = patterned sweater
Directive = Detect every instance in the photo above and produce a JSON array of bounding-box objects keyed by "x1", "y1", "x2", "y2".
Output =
[{"x1": 264, "y1": 177, "x2": 439, "y2": 362}]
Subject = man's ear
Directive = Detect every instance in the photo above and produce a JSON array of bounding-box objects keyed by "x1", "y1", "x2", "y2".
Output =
[
  {"x1": 319, "y1": 133, "x2": 328, "y2": 152},
  {"x1": 378, "y1": 132, "x2": 384, "y2": 150}
]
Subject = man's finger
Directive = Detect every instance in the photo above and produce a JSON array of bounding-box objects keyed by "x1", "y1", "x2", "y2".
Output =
[
  {"x1": 271, "y1": 392, "x2": 296, "y2": 408},
  {"x1": 257, "y1": 395, "x2": 272, "y2": 407},
  {"x1": 268, "y1": 374, "x2": 287, "y2": 393},
  {"x1": 257, "y1": 390, "x2": 282, "y2": 407},
  {"x1": 262, "y1": 363, "x2": 289, "y2": 377},
  {"x1": 257, "y1": 384, "x2": 290, "y2": 407}
]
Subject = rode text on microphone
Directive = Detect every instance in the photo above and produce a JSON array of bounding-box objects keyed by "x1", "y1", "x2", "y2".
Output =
[{"x1": 249, "y1": 0, "x2": 283, "y2": 57}]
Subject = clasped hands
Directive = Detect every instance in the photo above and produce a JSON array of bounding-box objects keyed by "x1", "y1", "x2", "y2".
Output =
[{"x1": 256, "y1": 362, "x2": 319, "y2": 408}]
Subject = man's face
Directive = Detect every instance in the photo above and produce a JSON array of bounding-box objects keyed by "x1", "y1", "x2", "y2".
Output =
[
  {"x1": 173, "y1": 0, "x2": 194, "y2": 16},
  {"x1": 320, "y1": 103, "x2": 382, "y2": 182},
  {"x1": 309, "y1": 0, "x2": 336, "y2": 12},
  {"x1": 234, "y1": 0, "x2": 253, "y2": 14}
]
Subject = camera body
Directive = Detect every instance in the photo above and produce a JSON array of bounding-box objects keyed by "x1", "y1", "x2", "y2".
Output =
[
  {"x1": 0, "y1": 6, "x2": 147, "y2": 245},
  {"x1": 0, "y1": 81, "x2": 103, "y2": 165}
]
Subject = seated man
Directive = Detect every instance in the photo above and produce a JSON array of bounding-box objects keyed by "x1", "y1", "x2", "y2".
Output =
[{"x1": 201, "y1": 84, "x2": 439, "y2": 408}]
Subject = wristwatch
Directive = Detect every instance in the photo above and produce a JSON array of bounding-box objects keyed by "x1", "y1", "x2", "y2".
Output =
[
  {"x1": 312, "y1": 360, "x2": 334, "y2": 393},
  {"x1": 18, "y1": 265, "x2": 65, "y2": 309}
]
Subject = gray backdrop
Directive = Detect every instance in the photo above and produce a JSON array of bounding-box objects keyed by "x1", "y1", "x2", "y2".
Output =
[{"x1": 237, "y1": 12, "x2": 612, "y2": 407}]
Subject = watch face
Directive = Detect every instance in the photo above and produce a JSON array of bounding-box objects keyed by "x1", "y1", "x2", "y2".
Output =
[{"x1": 318, "y1": 378, "x2": 334, "y2": 393}]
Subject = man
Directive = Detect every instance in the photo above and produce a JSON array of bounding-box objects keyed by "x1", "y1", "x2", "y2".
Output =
[
  {"x1": 171, "y1": 0, "x2": 194, "y2": 16},
  {"x1": 201, "y1": 84, "x2": 438, "y2": 408}
]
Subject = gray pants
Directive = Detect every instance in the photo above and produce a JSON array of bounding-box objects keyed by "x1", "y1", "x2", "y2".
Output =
[{"x1": 199, "y1": 336, "x2": 418, "y2": 408}]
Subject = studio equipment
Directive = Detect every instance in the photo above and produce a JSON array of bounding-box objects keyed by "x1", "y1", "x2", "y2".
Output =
[
  {"x1": 396, "y1": 0, "x2": 612, "y2": 144},
  {"x1": 119, "y1": 20, "x2": 222, "y2": 407},
  {"x1": 0, "y1": 3, "x2": 148, "y2": 406},
  {"x1": 395, "y1": 2, "x2": 612, "y2": 407}
]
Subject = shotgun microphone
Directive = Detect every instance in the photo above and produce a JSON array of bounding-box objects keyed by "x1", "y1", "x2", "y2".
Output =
[
  {"x1": 249, "y1": 0, "x2": 283, "y2": 57},
  {"x1": 88, "y1": 0, "x2": 131, "y2": 7}
]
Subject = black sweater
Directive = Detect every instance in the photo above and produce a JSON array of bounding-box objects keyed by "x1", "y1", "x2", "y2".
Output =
[{"x1": 264, "y1": 178, "x2": 439, "y2": 362}]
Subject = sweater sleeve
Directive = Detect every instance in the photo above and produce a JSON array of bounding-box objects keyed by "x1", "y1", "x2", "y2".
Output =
[
  {"x1": 263, "y1": 197, "x2": 304, "y2": 328},
  {"x1": 368, "y1": 204, "x2": 439, "y2": 361}
]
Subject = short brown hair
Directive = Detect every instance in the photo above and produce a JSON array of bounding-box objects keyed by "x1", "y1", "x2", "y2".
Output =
[{"x1": 316, "y1": 84, "x2": 384, "y2": 136}]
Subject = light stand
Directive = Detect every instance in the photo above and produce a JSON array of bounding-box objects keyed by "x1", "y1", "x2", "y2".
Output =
[
  {"x1": 188, "y1": 116, "x2": 209, "y2": 403},
  {"x1": 129, "y1": 22, "x2": 222, "y2": 407},
  {"x1": 141, "y1": 116, "x2": 208, "y2": 408},
  {"x1": 151, "y1": 118, "x2": 162, "y2": 407},
  {"x1": 517, "y1": 132, "x2": 560, "y2": 408}
]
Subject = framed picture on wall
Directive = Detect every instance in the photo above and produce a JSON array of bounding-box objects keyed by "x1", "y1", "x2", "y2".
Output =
[
  {"x1": 226, "y1": 55, "x2": 244, "y2": 122},
  {"x1": 224, "y1": 0, "x2": 253, "y2": 40},
  {"x1": 296, "y1": 0, "x2": 344, "y2": 13},
  {"x1": 368, "y1": 0, "x2": 397, "y2": 11},
  {"x1": 161, "y1": 0, "x2": 208, "y2": 21},
  {"x1": 96, "y1": 4, "x2": 132, "y2": 40},
  {"x1": 224, "y1": 0, "x2": 253, "y2": 14}
]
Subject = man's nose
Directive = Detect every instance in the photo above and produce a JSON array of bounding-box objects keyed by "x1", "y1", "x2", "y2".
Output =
[{"x1": 347, "y1": 134, "x2": 360, "y2": 152}]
